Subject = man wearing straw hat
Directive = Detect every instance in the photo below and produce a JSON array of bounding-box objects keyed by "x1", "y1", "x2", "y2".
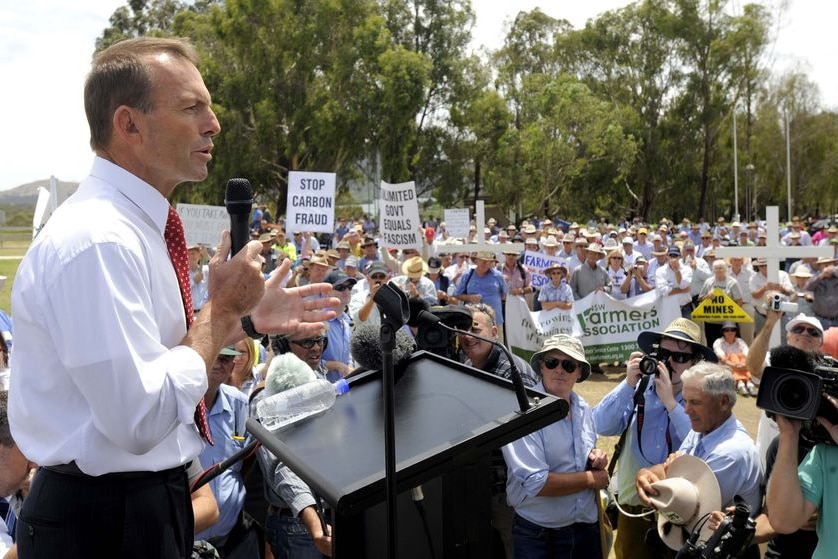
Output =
[
  {"x1": 593, "y1": 318, "x2": 717, "y2": 559},
  {"x1": 569, "y1": 243, "x2": 611, "y2": 300}
]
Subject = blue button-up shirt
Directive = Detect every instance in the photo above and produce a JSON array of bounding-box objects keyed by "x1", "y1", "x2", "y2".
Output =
[
  {"x1": 680, "y1": 414, "x2": 762, "y2": 514},
  {"x1": 592, "y1": 379, "x2": 691, "y2": 506},
  {"x1": 502, "y1": 390, "x2": 599, "y2": 528},
  {"x1": 323, "y1": 311, "x2": 353, "y2": 382},
  {"x1": 454, "y1": 267, "x2": 509, "y2": 325},
  {"x1": 196, "y1": 385, "x2": 250, "y2": 541}
]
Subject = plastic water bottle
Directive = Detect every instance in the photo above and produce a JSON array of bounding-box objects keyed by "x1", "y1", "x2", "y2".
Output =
[{"x1": 256, "y1": 378, "x2": 350, "y2": 431}]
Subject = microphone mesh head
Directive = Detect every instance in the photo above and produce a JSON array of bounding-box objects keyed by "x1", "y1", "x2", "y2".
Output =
[{"x1": 225, "y1": 178, "x2": 253, "y2": 213}]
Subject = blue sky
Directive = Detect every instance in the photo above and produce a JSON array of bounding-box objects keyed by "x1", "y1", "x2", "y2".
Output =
[{"x1": 0, "y1": 0, "x2": 834, "y2": 191}]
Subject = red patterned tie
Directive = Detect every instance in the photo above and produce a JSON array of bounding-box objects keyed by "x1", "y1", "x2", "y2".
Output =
[{"x1": 165, "y1": 206, "x2": 213, "y2": 445}]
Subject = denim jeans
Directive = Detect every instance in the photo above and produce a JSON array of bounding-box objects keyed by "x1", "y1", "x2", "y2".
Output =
[
  {"x1": 512, "y1": 514, "x2": 602, "y2": 559},
  {"x1": 265, "y1": 511, "x2": 324, "y2": 559}
]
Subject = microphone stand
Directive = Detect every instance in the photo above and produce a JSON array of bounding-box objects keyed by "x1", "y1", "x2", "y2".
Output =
[
  {"x1": 420, "y1": 311, "x2": 531, "y2": 413},
  {"x1": 373, "y1": 283, "x2": 410, "y2": 559}
]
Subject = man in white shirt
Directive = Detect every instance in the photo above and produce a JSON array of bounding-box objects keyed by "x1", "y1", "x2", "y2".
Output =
[
  {"x1": 655, "y1": 246, "x2": 694, "y2": 318},
  {"x1": 9, "y1": 37, "x2": 336, "y2": 559}
]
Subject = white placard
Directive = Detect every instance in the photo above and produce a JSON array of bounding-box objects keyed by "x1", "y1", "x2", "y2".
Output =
[
  {"x1": 444, "y1": 208, "x2": 470, "y2": 239},
  {"x1": 176, "y1": 203, "x2": 228, "y2": 247},
  {"x1": 286, "y1": 171, "x2": 336, "y2": 234},
  {"x1": 379, "y1": 181, "x2": 422, "y2": 249}
]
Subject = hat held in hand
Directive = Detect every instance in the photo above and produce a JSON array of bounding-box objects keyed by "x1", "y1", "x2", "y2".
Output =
[{"x1": 649, "y1": 454, "x2": 722, "y2": 550}]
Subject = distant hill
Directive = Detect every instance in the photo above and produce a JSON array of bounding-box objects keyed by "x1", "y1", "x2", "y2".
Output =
[{"x1": 0, "y1": 179, "x2": 79, "y2": 207}]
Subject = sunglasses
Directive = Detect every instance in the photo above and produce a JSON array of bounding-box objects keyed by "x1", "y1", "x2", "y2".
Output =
[
  {"x1": 721, "y1": 328, "x2": 737, "y2": 333},
  {"x1": 291, "y1": 337, "x2": 327, "y2": 349},
  {"x1": 370, "y1": 274, "x2": 387, "y2": 281},
  {"x1": 216, "y1": 354, "x2": 236, "y2": 364},
  {"x1": 657, "y1": 348, "x2": 695, "y2": 364},
  {"x1": 542, "y1": 357, "x2": 578, "y2": 373},
  {"x1": 610, "y1": 257, "x2": 623, "y2": 260},
  {"x1": 790, "y1": 325, "x2": 822, "y2": 338},
  {"x1": 333, "y1": 284, "x2": 353, "y2": 292}
]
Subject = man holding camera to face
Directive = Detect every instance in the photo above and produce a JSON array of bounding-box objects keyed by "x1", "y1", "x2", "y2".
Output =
[{"x1": 593, "y1": 318, "x2": 717, "y2": 559}]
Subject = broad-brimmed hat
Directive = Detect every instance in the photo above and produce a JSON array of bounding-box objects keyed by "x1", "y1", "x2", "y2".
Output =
[
  {"x1": 401, "y1": 256, "x2": 428, "y2": 279},
  {"x1": 585, "y1": 243, "x2": 605, "y2": 255},
  {"x1": 790, "y1": 267, "x2": 813, "y2": 278},
  {"x1": 258, "y1": 232, "x2": 275, "y2": 243},
  {"x1": 541, "y1": 235, "x2": 559, "y2": 248},
  {"x1": 785, "y1": 313, "x2": 824, "y2": 336},
  {"x1": 522, "y1": 224, "x2": 537, "y2": 235},
  {"x1": 501, "y1": 246, "x2": 521, "y2": 256},
  {"x1": 530, "y1": 333, "x2": 591, "y2": 382},
  {"x1": 309, "y1": 254, "x2": 334, "y2": 269},
  {"x1": 361, "y1": 236, "x2": 377, "y2": 247},
  {"x1": 543, "y1": 261, "x2": 568, "y2": 276},
  {"x1": 650, "y1": 454, "x2": 722, "y2": 551},
  {"x1": 336, "y1": 240, "x2": 351, "y2": 250},
  {"x1": 817, "y1": 256, "x2": 837, "y2": 265},
  {"x1": 474, "y1": 251, "x2": 497, "y2": 262},
  {"x1": 637, "y1": 318, "x2": 718, "y2": 363}
]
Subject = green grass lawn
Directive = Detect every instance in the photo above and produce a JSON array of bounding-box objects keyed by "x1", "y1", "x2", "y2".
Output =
[{"x1": 0, "y1": 258, "x2": 23, "y2": 313}]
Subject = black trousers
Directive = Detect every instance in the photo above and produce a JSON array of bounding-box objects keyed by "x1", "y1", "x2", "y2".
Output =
[{"x1": 17, "y1": 465, "x2": 193, "y2": 559}]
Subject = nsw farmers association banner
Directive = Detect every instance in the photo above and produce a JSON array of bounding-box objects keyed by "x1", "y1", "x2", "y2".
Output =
[{"x1": 505, "y1": 290, "x2": 682, "y2": 364}]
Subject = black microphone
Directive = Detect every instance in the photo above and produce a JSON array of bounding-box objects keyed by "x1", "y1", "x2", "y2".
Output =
[
  {"x1": 225, "y1": 178, "x2": 253, "y2": 256},
  {"x1": 417, "y1": 310, "x2": 532, "y2": 413},
  {"x1": 350, "y1": 322, "x2": 416, "y2": 372}
]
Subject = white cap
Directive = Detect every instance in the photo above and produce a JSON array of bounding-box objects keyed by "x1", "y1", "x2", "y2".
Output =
[{"x1": 785, "y1": 313, "x2": 824, "y2": 335}]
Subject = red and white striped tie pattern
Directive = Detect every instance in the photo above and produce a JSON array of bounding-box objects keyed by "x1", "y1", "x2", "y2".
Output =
[{"x1": 164, "y1": 206, "x2": 213, "y2": 445}]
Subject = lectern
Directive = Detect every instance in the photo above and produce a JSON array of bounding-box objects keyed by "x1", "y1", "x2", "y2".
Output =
[{"x1": 247, "y1": 350, "x2": 568, "y2": 558}]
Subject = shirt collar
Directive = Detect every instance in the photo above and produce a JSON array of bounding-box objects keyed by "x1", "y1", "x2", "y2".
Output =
[{"x1": 89, "y1": 156, "x2": 171, "y2": 234}]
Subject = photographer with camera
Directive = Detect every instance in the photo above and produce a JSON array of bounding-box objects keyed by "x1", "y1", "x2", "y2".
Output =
[
  {"x1": 593, "y1": 318, "x2": 717, "y2": 559},
  {"x1": 764, "y1": 393, "x2": 838, "y2": 559},
  {"x1": 745, "y1": 306, "x2": 831, "y2": 471}
]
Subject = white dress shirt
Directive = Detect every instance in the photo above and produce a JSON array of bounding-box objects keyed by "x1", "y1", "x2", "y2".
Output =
[{"x1": 9, "y1": 157, "x2": 207, "y2": 475}]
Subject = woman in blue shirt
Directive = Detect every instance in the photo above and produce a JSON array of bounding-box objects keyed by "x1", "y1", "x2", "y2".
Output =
[{"x1": 502, "y1": 334, "x2": 608, "y2": 559}]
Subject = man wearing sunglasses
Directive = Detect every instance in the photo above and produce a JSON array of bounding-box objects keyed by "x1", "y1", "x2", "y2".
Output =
[
  {"x1": 746, "y1": 309, "x2": 835, "y2": 471},
  {"x1": 322, "y1": 271, "x2": 357, "y2": 381},
  {"x1": 593, "y1": 318, "x2": 717, "y2": 559},
  {"x1": 348, "y1": 262, "x2": 390, "y2": 328}
]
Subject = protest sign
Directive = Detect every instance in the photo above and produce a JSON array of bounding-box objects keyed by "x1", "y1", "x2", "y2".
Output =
[
  {"x1": 522, "y1": 250, "x2": 568, "y2": 289},
  {"x1": 286, "y1": 171, "x2": 336, "y2": 233},
  {"x1": 506, "y1": 290, "x2": 682, "y2": 364},
  {"x1": 691, "y1": 288, "x2": 753, "y2": 322},
  {"x1": 444, "y1": 208, "x2": 470, "y2": 239},
  {"x1": 176, "y1": 203, "x2": 228, "y2": 247},
  {"x1": 379, "y1": 181, "x2": 421, "y2": 249}
]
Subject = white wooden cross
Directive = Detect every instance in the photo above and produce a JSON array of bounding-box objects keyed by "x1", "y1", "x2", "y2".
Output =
[
  {"x1": 715, "y1": 206, "x2": 832, "y2": 347},
  {"x1": 451, "y1": 200, "x2": 525, "y2": 256}
]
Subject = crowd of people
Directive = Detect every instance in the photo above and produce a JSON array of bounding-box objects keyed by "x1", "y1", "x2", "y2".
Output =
[{"x1": 2, "y1": 34, "x2": 838, "y2": 559}]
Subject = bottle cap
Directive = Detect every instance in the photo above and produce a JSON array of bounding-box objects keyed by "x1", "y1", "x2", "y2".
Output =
[{"x1": 334, "y1": 378, "x2": 350, "y2": 395}]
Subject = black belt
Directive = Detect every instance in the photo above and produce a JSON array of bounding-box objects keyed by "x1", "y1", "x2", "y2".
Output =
[
  {"x1": 42, "y1": 461, "x2": 186, "y2": 480},
  {"x1": 267, "y1": 504, "x2": 294, "y2": 517}
]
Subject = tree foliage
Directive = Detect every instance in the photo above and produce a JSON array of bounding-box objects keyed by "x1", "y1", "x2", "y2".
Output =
[{"x1": 93, "y1": 0, "x2": 838, "y2": 223}]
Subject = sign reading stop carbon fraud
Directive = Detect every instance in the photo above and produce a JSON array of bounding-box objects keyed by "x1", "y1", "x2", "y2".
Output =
[{"x1": 286, "y1": 171, "x2": 336, "y2": 234}]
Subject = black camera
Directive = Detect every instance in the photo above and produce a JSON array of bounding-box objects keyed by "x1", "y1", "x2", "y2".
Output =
[
  {"x1": 675, "y1": 497, "x2": 755, "y2": 559},
  {"x1": 639, "y1": 353, "x2": 659, "y2": 375},
  {"x1": 756, "y1": 365, "x2": 838, "y2": 446},
  {"x1": 416, "y1": 305, "x2": 473, "y2": 361}
]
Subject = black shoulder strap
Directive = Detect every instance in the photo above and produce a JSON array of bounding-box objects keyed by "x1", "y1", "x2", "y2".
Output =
[{"x1": 607, "y1": 375, "x2": 651, "y2": 477}]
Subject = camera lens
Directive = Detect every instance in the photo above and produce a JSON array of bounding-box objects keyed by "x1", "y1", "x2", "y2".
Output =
[
  {"x1": 774, "y1": 377, "x2": 812, "y2": 414},
  {"x1": 639, "y1": 355, "x2": 658, "y2": 375}
]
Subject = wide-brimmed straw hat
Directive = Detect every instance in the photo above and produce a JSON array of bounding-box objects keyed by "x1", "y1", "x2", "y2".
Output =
[
  {"x1": 637, "y1": 318, "x2": 718, "y2": 363},
  {"x1": 530, "y1": 334, "x2": 591, "y2": 382},
  {"x1": 401, "y1": 256, "x2": 428, "y2": 279},
  {"x1": 650, "y1": 454, "x2": 722, "y2": 551}
]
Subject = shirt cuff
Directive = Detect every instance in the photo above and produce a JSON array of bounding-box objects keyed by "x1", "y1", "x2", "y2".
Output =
[{"x1": 168, "y1": 345, "x2": 208, "y2": 426}]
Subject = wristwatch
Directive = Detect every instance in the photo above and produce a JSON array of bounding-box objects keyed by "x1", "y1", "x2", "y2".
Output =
[{"x1": 241, "y1": 315, "x2": 264, "y2": 340}]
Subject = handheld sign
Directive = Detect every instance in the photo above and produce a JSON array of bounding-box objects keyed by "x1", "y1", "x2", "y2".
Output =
[
  {"x1": 444, "y1": 208, "x2": 470, "y2": 239},
  {"x1": 379, "y1": 181, "x2": 421, "y2": 250},
  {"x1": 286, "y1": 171, "x2": 336, "y2": 234},
  {"x1": 176, "y1": 203, "x2": 228, "y2": 247},
  {"x1": 691, "y1": 288, "x2": 753, "y2": 323}
]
